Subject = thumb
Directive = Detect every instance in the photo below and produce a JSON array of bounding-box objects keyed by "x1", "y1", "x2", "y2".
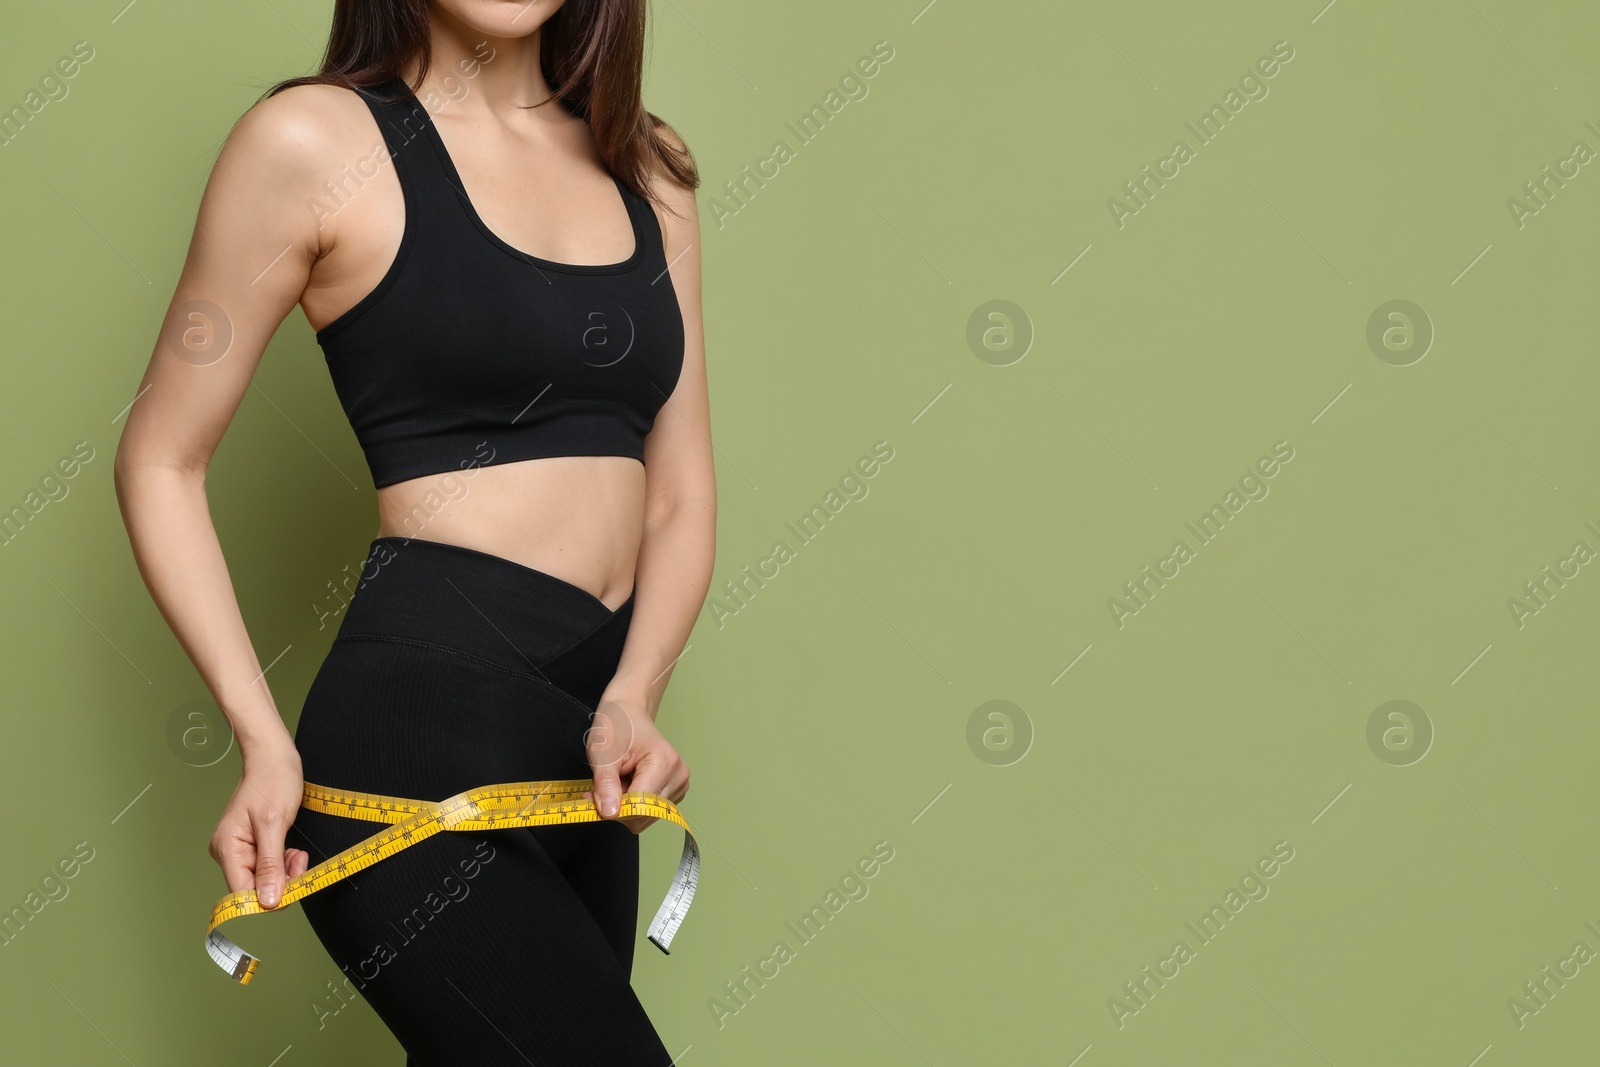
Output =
[
  {"x1": 591, "y1": 761, "x2": 622, "y2": 819},
  {"x1": 254, "y1": 814, "x2": 287, "y2": 909}
]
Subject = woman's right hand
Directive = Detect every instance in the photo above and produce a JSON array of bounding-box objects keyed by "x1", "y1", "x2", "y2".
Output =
[{"x1": 210, "y1": 743, "x2": 310, "y2": 908}]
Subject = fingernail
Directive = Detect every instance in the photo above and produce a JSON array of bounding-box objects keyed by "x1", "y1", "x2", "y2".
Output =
[
  {"x1": 260, "y1": 883, "x2": 279, "y2": 907},
  {"x1": 601, "y1": 796, "x2": 618, "y2": 817}
]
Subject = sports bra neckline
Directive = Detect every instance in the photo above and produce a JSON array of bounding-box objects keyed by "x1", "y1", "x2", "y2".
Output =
[{"x1": 380, "y1": 76, "x2": 646, "y2": 277}]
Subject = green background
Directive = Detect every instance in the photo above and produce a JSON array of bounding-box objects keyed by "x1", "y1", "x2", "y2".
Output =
[{"x1": 2, "y1": 0, "x2": 1598, "y2": 1063}]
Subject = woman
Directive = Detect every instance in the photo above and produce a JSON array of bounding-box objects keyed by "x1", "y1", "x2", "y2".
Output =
[{"x1": 113, "y1": 0, "x2": 712, "y2": 1061}]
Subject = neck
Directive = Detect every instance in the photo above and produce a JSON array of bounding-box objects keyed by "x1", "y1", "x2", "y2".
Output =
[{"x1": 408, "y1": 8, "x2": 562, "y2": 121}]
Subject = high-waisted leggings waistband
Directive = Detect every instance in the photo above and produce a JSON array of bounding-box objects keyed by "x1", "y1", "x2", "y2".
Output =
[{"x1": 333, "y1": 536, "x2": 636, "y2": 710}]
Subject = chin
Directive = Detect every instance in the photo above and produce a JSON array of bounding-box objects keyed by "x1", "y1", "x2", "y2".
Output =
[{"x1": 433, "y1": 0, "x2": 565, "y2": 39}]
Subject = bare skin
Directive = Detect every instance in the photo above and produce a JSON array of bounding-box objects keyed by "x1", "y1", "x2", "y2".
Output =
[{"x1": 113, "y1": 0, "x2": 713, "y2": 913}]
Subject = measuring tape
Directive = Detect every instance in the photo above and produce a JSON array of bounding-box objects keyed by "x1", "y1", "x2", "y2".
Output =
[{"x1": 204, "y1": 778, "x2": 699, "y2": 984}]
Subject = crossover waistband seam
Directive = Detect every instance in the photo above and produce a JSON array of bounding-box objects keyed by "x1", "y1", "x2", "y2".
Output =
[{"x1": 330, "y1": 632, "x2": 599, "y2": 719}]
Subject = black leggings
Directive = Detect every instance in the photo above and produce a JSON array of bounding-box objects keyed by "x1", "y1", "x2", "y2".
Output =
[{"x1": 285, "y1": 536, "x2": 673, "y2": 1065}]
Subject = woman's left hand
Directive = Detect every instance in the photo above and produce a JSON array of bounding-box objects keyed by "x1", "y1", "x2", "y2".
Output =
[{"x1": 585, "y1": 686, "x2": 690, "y2": 834}]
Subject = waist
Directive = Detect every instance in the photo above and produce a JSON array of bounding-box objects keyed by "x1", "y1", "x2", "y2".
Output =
[
  {"x1": 374, "y1": 456, "x2": 644, "y2": 611},
  {"x1": 334, "y1": 535, "x2": 635, "y2": 679}
]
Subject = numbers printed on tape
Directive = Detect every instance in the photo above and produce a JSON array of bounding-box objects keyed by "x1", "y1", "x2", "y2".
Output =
[{"x1": 204, "y1": 778, "x2": 699, "y2": 984}]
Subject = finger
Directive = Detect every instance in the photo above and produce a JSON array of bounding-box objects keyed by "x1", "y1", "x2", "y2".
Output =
[
  {"x1": 584, "y1": 702, "x2": 635, "y2": 777},
  {"x1": 626, "y1": 752, "x2": 673, "y2": 804},
  {"x1": 217, "y1": 837, "x2": 256, "y2": 894},
  {"x1": 665, "y1": 762, "x2": 691, "y2": 804},
  {"x1": 286, "y1": 848, "x2": 309, "y2": 881},
  {"x1": 253, "y1": 811, "x2": 287, "y2": 908},
  {"x1": 620, "y1": 814, "x2": 658, "y2": 835},
  {"x1": 590, "y1": 758, "x2": 623, "y2": 819}
]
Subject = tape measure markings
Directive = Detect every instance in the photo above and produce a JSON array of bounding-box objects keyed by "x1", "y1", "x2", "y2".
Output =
[{"x1": 205, "y1": 779, "x2": 699, "y2": 984}]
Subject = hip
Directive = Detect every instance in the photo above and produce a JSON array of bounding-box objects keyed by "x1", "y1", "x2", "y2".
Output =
[{"x1": 293, "y1": 535, "x2": 635, "y2": 800}]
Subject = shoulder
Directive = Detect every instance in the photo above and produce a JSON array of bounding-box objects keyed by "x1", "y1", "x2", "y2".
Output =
[
  {"x1": 642, "y1": 120, "x2": 698, "y2": 234},
  {"x1": 215, "y1": 82, "x2": 381, "y2": 186},
  {"x1": 192, "y1": 81, "x2": 395, "y2": 254}
]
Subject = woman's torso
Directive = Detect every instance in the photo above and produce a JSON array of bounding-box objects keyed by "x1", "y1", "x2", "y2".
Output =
[{"x1": 294, "y1": 78, "x2": 682, "y2": 611}]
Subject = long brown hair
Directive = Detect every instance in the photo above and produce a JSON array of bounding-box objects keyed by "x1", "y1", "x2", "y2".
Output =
[{"x1": 266, "y1": 0, "x2": 697, "y2": 212}]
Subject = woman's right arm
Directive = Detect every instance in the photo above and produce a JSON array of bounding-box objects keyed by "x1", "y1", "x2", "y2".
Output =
[{"x1": 114, "y1": 87, "x2": 341, "y2": 908}]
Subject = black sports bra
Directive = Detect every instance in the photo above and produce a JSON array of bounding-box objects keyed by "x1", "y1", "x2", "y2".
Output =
[{"x1": 315, "y1": 77, "x2": 685, "y2": 489}]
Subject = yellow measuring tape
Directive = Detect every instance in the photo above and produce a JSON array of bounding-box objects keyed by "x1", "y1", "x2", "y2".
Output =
[{"x1": 204, "y1": 778, "x2": 699, "y2": 984}]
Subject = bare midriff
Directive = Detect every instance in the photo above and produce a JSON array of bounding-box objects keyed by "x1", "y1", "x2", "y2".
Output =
[{"x1": 373, "y1": 455, "x2": 645, "y2": 612}]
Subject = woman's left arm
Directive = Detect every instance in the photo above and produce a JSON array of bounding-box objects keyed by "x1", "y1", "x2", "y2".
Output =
[{"x1": 588, "y1": 152, "x2": 715, "y2": 831}]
